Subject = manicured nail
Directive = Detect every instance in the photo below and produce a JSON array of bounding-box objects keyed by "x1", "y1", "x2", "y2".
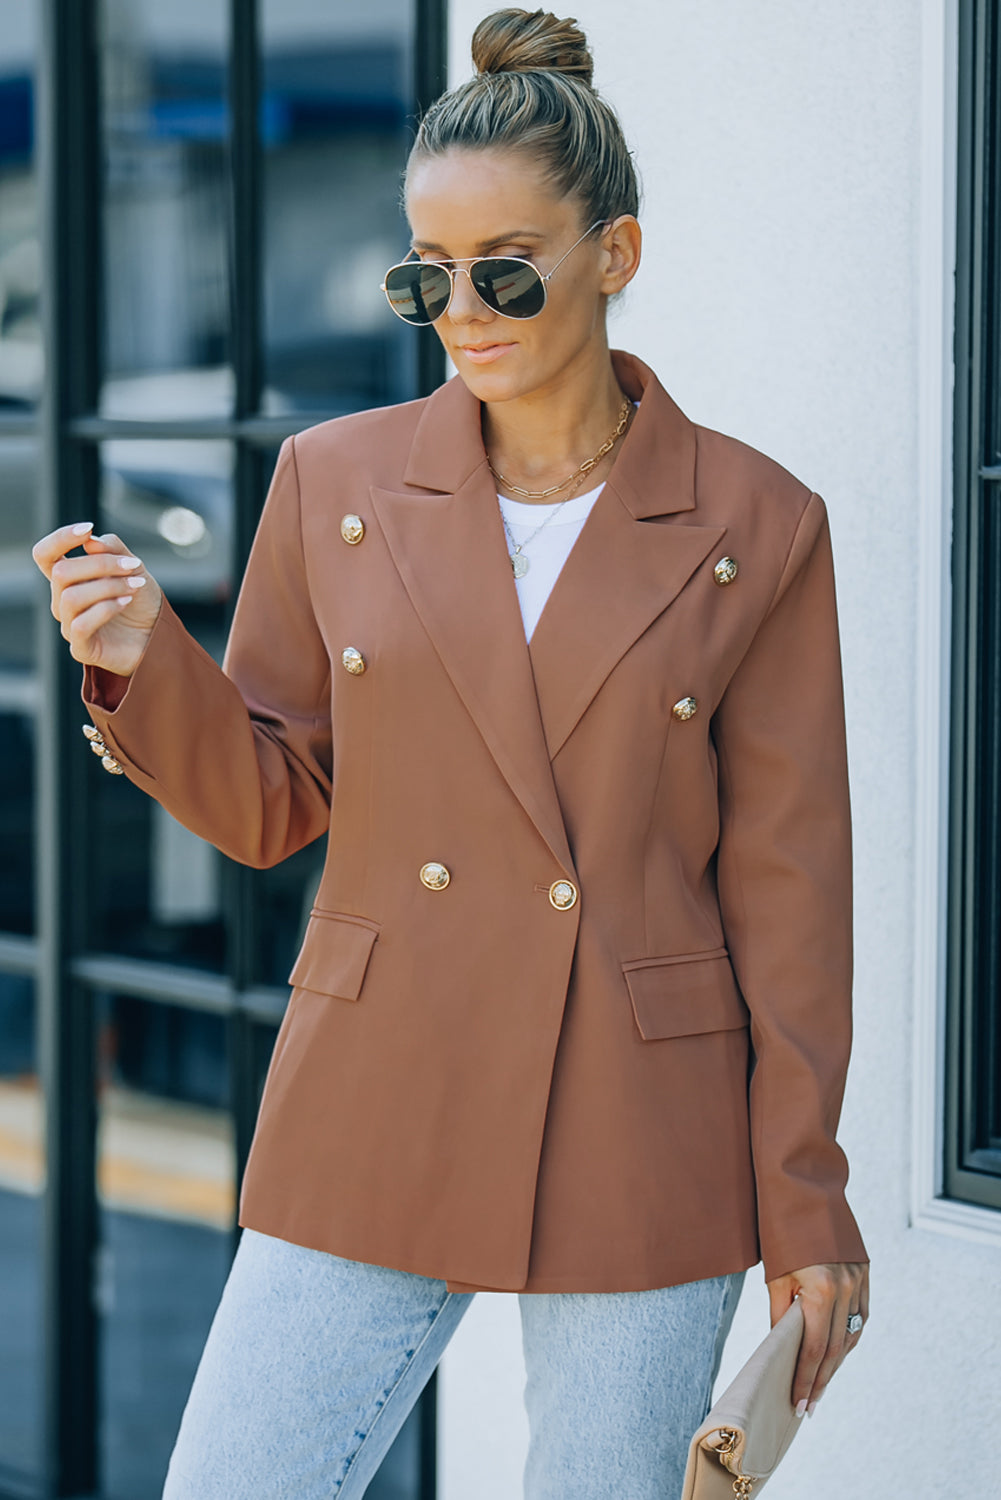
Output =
[
  {"x1": 807, "y1": 1399, "x2": 819, "y2": 1418},
  {"x1": 72, "y1": 521, "x2": 94, "y2": 535},
  {"x1": 117, "y1": 595, "x2": 134, "y2": 607},
  {"x1": 795, "y1": 1399, "x2": 808, "y2": 1418},
  {"x1": 118, "y1": 555, "x2": 142, "y2": 569},
  {"x1": 126, "y1": 575, "x2": 147, "y2": 589}
]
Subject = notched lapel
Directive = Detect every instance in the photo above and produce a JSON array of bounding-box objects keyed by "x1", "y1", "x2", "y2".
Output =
[
  {"x1": 370, "y1": 469, "x2": 574, "y2": 872},
  {"x1": 528, "y1": 484, "x2": 726, "y2": 758}
]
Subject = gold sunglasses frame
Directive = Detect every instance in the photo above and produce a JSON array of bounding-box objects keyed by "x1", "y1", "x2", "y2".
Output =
[{"x1": 380, "y1": 219, "x2": 610, "y2": 325}]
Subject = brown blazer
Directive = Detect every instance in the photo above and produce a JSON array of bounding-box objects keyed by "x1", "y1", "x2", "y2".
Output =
[{"x1": 81, "y1": 349, "x2": 869, "y2": 1293}]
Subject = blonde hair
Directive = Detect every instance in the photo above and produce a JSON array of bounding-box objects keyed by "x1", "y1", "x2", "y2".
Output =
[{"x1": 406, "y1": 8, "x2": 640, "y2": 224}]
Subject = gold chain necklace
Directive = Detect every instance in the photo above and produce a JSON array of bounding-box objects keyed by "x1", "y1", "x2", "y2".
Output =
[
  {"x1": 498, "y1": 457, "x2": 604, "y2": 578},
  {"x1": 487, "y1": 398, "x2": 632, "y2": 500}
]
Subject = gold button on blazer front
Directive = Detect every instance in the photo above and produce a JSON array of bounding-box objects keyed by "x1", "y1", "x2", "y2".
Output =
[
  {"x1": 420, "y1": 861, "x2": 451, "y2": 890},
  {"x1": 340, "y1": 514, "x2": 365, "y2": 545},
  {"x1": 672, "y1": 696, "x2": 698, "y2": 721},
  {"x1": 548, "y1": 880, "x2": 578, "y2": 910},
  {"x1": 341, "y1": 647, "x2": 367, "y2": 675}
]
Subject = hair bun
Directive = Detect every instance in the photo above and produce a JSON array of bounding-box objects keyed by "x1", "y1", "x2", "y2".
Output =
[{"x1": 471, "y1": 8, "x2": 594, "y2": 87}]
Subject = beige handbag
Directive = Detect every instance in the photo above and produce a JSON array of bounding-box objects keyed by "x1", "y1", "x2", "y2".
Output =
[{"x1": 681, "y1": 1295, "x2": 806, "y2": 1498}]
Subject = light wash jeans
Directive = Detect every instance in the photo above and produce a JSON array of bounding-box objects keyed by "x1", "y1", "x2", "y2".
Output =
[{"x1": 162, "y1": 1228, "x2": 745, "y2": 1500}]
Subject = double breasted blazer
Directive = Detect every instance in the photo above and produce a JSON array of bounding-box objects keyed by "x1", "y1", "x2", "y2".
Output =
[{"x1": 81, "y1": 349, "x2": 868, "y2": 1294}]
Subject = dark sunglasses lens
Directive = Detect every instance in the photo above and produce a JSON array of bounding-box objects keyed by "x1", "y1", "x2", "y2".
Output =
[
  {"x1": 384, "y1": 263, "x2": 452, "y2": 324},
  {"x1": 471, "y1": 258, "x2": 546, "y2": 319}
]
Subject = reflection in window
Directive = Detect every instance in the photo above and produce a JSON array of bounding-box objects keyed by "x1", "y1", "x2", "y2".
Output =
[
  {"x1": 0, "y1": 437, "x2": 40, "y2": 676},
  {"x1": 87, "y1": 441, "x2": 233, "y2": 970},
  {"x1": 96, "y1": 991, "x2": 234, "y2": 1499},
  {"x1": 100, "y1": 436, "x2": 233, "y2": 600},
  {"x1": 0, "y1": 973, "x2": 44, "y2": 1480},
  {"x1": 0, "y1": 1, "x2": 42, "y2": 411},
  {"x1": 99, "y1": 0, "x2": 231, "y2": 419},
  {"x1": 260, "y1": 0, "x2": 418, "y2": 414},
  {"x1": 0, "y1": 711, "x2": 34, "y2": 935}
]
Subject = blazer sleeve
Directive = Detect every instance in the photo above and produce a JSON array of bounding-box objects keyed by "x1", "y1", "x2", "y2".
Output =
[
  {"x1": 79, "y1": 434, "x2": 333, "y2": 868},
  {"x1": 712, "y1": 490, "x2": 869, "y2": 1283}
]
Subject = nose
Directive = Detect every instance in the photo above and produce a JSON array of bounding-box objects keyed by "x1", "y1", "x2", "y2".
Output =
[{"x1": 445, "y1": 266, "x2": 494, "y2": 326}]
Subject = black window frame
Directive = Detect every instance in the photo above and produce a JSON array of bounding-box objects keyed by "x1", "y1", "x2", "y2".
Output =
[
  {"x1": 946, "y1": 0, "x2": 1001, "y2": 1213},
  {"x1": 1, "y1": 1, "x2": 447, "y2": 1495}
]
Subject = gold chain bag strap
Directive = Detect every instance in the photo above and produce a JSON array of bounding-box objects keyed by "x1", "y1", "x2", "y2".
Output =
[{"x1": 681, "y1": 1295, "x2": 806, "y2": 1499}]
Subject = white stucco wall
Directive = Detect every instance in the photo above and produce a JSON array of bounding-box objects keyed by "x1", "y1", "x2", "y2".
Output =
[{"x1": 436, "y1": 4, "x2": 1001, "y2": 1498}]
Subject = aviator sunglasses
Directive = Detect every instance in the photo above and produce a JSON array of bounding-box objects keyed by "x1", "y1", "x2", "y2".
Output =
[{"x1": 380, "y1": 219, "x2": 609, "y2": 326}]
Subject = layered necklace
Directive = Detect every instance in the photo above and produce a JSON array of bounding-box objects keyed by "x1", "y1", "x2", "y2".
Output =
[{"x1": 489, "y1": 398, "x2": 632, "y2": 578}]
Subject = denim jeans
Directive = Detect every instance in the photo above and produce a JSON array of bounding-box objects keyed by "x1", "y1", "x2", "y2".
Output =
[{"x1": 162, "y1": 1228, "x2": 746, "y2": 1500}]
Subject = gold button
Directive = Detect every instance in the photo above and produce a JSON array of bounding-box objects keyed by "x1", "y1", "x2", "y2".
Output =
[
  {"x1": 420, "y1": 861, "x2": 451, "y2": 890},
  {"x1": 101, "y1": 755, "x2": 124, "y2": 774},
  {"x1": 82, "y1": 723, "x2": 102, "y2": 741},
  {"x1": 340, "y1": 514, "x2": 365, "y2": 545},
  {"x1": 341, "y1": 647, "x2": 367, "y2": 675},
  {"x1": 713, "y1": 556, "x2": 738, "y2": 586},
  {"x1": 672, "y1": 696, "x2": 698, "y2": 721},
  {"x1": 88, "y1": 737, "x2": 108, "y2": 756},
  {"x1": 548, "y1": 880, "x2": 578, "y2": 910}
]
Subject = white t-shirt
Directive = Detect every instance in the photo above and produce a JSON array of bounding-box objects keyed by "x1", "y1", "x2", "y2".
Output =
[{"x1": 497, "y1": 482, "x2": 605, "y2": 641}]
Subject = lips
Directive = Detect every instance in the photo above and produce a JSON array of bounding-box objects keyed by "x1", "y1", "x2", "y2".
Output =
[{"x1": 460, "y1": 343, "x2": 516, "y2": 365}]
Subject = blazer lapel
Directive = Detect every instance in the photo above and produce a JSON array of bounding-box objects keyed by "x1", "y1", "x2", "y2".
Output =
[
  {"x1": 371, "y1": 443, "x2": 574, "y2": 872},
  {"x1": 527, "y1": 493, "x2": 725, "y2": 758},
  {"x1": 527, "y1": 351, "x2": 725, "y2": 757}
]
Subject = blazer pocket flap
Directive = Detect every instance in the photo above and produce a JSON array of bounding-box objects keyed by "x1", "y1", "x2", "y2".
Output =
[
  {"x1": 287, "y1": 911, "x2": 380, "y2": 1001},
  {"x1": 623, "y1": 948, "x2": 749, "y2": 1040}
]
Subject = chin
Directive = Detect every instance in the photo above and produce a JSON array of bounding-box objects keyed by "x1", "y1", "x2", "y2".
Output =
[{"x1": 450, "y1": 355, "x2": 546, "y2": 406}]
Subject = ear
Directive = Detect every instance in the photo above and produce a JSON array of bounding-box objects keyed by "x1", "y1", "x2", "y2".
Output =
[{"x1": 599, "y1": 215, "x2": 642, "y2": 296}]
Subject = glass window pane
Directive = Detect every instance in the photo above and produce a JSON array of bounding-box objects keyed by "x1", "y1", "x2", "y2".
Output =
[
  {"x1": 87, "y1": 440, "x2": 234, "y2": 970},
  {"x1": 0, "y1": 1, "x2": 42, "y2": 411},
  {"x1": 0, "y1": 711, "x2": 34, "y2": 935},
  {"x1": 98, "y1": 0, "x2": 231, "y2": 419},
  {"x1": 0, "y1": 436, "x2": 40, "y2": 673},
  {"x1": 0, "y1": 435, "x2": 38, "y2": 936},
  {"x1": 260, "y1": 0, "x2": 418, "y2": 415},
  {"x1": 0, "y1": 972, "x2": 44, "y2": 1480},
  {"x1": 97, "y1": 990, "x2": 234, "y2": 1500}
]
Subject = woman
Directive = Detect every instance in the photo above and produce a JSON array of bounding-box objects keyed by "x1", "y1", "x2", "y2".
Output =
[{"x1": 32, "y1": 8, "x2": 869, "y2": 1497}]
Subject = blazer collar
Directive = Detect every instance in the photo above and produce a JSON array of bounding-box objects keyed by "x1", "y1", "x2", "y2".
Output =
[{"x1": 402, "y1": 348, "x2": 698, "y2": 519}]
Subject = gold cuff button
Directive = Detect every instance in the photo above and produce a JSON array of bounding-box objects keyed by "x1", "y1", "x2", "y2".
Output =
[
  {"x1": 88, "y1": 737, "x2": 108, "y2": 756},
  {"x1": 713, "y1": 556, "x2": 738, "y2": 585},
  {"x1": 420, "y1": 862, "x2": 451, "y2": 890},
  {"x1": 548, "y1": 880, "x2": 578, "y2": 910},
  {"x1": 340, "y1": 514, "x2": 365, "y2": 545},
  {"x1": 101, "y1": 755, "x2": 124, "y2": 774},
  {"x1": 341, "y1": 647, "x2": 367, "y2": 675},
  {"x1": 82, "y1": 723, "x2": 101, "y2": 741},
  {"x1": 672, "y1": 696, "x2": 698, "y2": 721}
]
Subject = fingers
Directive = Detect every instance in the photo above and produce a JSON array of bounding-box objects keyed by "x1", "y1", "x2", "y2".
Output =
[
  {"x1": 30, "y1": 524, "x2": 154, "y2": 670},
  {"x1": 801, "y1": 1272, "x2": 853, "y2": 1414},
  {"x1": 785, "y1": 1262, "x2": 868, "y2": 1418},
  {"x1": 63, "y1": 593, "x2": 140, "y2": 663},
  {"x1": 42, "y1": 531, "x2": 145, "y2": 622},
  {"x1": 31, "y1": 520, "x2": 97, "y2": 579},
  {"x1": 32, "y1": 522, "x2": 134, "y2": 580},
  {"x1": 58, "y1": 573, "x2": 146, "y2": 641}
]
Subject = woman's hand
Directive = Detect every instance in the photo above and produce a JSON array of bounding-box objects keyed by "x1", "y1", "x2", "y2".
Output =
[
  {"x1": 31, "y1": 522, "x2": 163, "y2": 678},
  {"x1": 766, "y1": 1259, "x2": 869, "y2": 1417}
]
